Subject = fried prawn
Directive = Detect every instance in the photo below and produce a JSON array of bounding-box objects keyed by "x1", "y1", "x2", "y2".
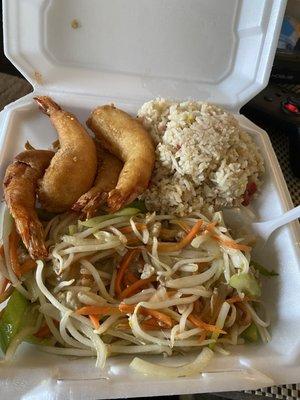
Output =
[
  {"x1": 87, "y1": 105, "x2": 155, "y2": 212},
  {"x1": 72, "y1": 142, "x2": 123, "y2": 218},
  {"x1": 34, "y1": 96, "x2": 97, "y2": 213},
  {"x1": 3, "y1": 150, "x2": 54, "y2": 259}
]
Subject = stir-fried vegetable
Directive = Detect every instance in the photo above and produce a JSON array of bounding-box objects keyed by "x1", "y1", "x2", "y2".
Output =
[
  {"x1": 229, "y1": 273, "x2": 261, "y2": 297},
  {"x1": 242, "y1": 323, "x2": 259, "y2": 342},
  {"x1": 79, "y1": 208, "x2": 140, "y2": 228},
  {"x1": 0, "y1": 289, "x2": 29, "y2": 353},
  {"x1": 0, "y1": 205, "x2": 270, "y2": 375},
  {"x1": 130, "y1": 347, "x2": 213, "y2": 377}
]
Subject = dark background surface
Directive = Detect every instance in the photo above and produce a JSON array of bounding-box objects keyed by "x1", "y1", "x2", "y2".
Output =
[{"x1": 0, "y1": 0, "x2": 20, "y2": 76}]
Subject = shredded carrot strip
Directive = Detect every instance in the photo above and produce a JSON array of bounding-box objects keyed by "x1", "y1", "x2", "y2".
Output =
[
  {"x1": 212, "y1": 235, "x2": 251, "y2": 252},
  {"x1": 119, "y1": 303, "x2": 174, "y2": 328},
  {"x1": 141, "y1": 317, "x2": 170, "y2": 330},
  {"x1": 144, "y1": 309, "x2": 174, "y2": 328},
  {"x1": 157, "y1": 220, "x2": 203, "y2": 253},
  {"x1": 226, "y1": 295, "x2": 251, "y2": 304},
  {"x1": 118, "y1": 303, "x2": 136, "y2": 314},
  {"x1": 204, "y1": 221, "x2": 217, "y2": 233},
  {"x1": 20, "y1": 258, "x2": 36, "y2": 275},
  {"x1": 35, "y1": 324, "x2": 51, "y2": 338},
  {"x1": 8, "y1": 226, "x2": 22, "y2": 278},
  {"x1": 89, "y1": 314, "x2": 100, "y2": 329},
  {"x1": 119, "y1": 223, "x2": 147, "y2": 234},
  {"x1": 188, "y1": 314, "x2": 226, "y2": 334},
  {"x1": 141, "y1": 317, "x2": 159, "y2": 327},
  {"x1": 124, "y1": 271, "x2": 139, "y2": 286},
  {"x1": 115, "y1": 249, "x2": 140, "y2": 296},
  {"x1": 76, "y1": 306, "x2": 121, "y2": 316},
  {"x1": 120, "y1": 276, "x2": 156, "y2": 300}
]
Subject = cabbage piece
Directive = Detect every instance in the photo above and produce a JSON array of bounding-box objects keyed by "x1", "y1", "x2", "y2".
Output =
[
  {"x1": 242, "y1": 323, "x2": 259, "y2": 342},
  {"x1": 79, "y1": 208, "x2": 141, "y2": 228},
  {"x1": 68, "y1": 224, "x2": 78, "y2": 235},
  {"x1": 0, "y1": 289, "x2": 29, "y2": 353},
  {"x1": 229, "y1": 273, "x2": 261, "y2": 297},
  {"x1": 0, "y1": 289, "x2": 42, "y2": 355}
]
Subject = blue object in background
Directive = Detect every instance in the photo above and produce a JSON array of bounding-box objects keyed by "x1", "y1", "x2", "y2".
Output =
[{"x1": 278, "y1": 16, "x2": 300, "y2": 51}]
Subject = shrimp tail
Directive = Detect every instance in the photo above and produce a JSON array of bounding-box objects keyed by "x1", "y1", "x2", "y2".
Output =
[
  {"x1": 72, "y1": 145, "x2": 122, "y2": 217},
  {"x1": 33, "y1": 96, "x2": 61, "y2": 116},
  {"x1": 14, "y1": 212, "x2": 48, "y2": 260},
  {"x1": 107, "y1": 189, "x2": 138, "y2": 213},
  {"x1": 72, "y1": 192, "x2": 108, "y2": 219},
  {"x1": 107, "y1": 189, "x2": 125, "y2": 213}
]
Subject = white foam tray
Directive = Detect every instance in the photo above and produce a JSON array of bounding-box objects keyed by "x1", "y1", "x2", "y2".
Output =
[
  {"x1": 1, "y1": 0, "x2": 300, "y2": 399},
  {"x1": 0, "y1": 93, "x2": 299, "y2": 400}
]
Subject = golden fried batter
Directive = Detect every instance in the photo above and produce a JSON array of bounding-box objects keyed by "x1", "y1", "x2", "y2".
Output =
[
  {"x1": 72, "y1": 143, "x2": 123, "y2": 218},
  {"x1": 3, "y1": 150, "x2": 54, "y2": 259},
  {"x1": 34, "y1": 96, "x2": 97, "y2": 213},
  {"x1": 86, "y1": 105, "x2": 155, "y2": 212}
]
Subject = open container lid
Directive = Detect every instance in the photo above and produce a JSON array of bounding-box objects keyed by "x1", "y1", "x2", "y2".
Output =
[
  {"x1": 2, "y1": 2, "x2": 300, "y2": 399},
  {"x1": 3, "y1": 0, "x2": 286, "y2": 112}
]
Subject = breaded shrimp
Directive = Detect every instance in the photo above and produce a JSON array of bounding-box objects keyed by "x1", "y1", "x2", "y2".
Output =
[
  {"x1": 34, "y1": 96, "x2": 97, "y2": 213},
  {"x1": 86, "y1": 105, "x2": 155, "y2": 212},
  {"x1": 3, "y1": 150, "x2": 54, "y2": 259},
  {"x1": 72, "y1": 143, "x2": 123, "y2": 218}
]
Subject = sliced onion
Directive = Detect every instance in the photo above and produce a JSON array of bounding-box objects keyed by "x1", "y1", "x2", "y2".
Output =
[
  {"x1": 130, "y1": 347, "x2": 213, "y2": 377},
  {"x1": 59, "y1": 311, "x2": 87, "y2": 349},
  {"x1": 110, "y1": 344, "x2": 171, "y2": 355},
  {"x1": 123, "y1": 288, "x2": 156, "y2": 305},
  {"x1": 166, "y1": 263, "x2": 218, "y2": 289},
  {"x1": 94, "y1": 314, "x2": 121, "y2": 335},
  {"x1": 76, "y1": 216, "x2": 132, "y2": 238},
  {"x1": 53, "y1": 279, "x2": 75, "y2": 294},
  {"x1": 178, "y1": 287, "x2": 211, "y2": 297},
  {"x1": 77, "y1": 291, "x2": 107, "y2": 306},
  {"x1": 80, "y1": 259, "x2": 115, "y2": 303},
  {"x1": 210, "y1": 301, "x2": 231, "y2": 344},
  {"x1": 37, "y1": 346, "x2": 95, "y2": 357},
  {"x1": 139, "y1": 294, "x2": 199, "y2": 310},
  {"x1": 80, "y1": 325, "x2": 107, "y2": 369},
  {"x1": 61, "y1": 240, "x2": 121, "y2": 254},
  {"x1": 179, "y1": 303, "x2": 194, "y2": 333},
  {"x1": 244, "y1": 303, "x2": 270, "y2": 327},
  {"x1": 106, "y1": 329, "x2": 144, "y2": 345}
]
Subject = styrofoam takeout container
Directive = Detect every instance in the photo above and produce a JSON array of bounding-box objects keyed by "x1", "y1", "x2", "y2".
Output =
[{"x1": 1, "y1": 0, "x2": 300, "y2": 399}]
